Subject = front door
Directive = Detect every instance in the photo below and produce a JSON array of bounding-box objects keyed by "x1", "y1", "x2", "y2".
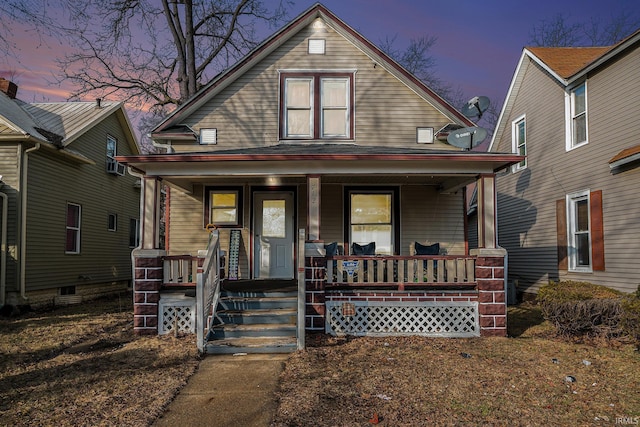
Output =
[{"x1": 253, "y1": 191, "x2": 294, "y2": 279}]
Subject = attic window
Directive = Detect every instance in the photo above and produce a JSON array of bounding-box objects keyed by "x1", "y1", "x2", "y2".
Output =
[
  {"x1": 200, "y1": 128, "x2": 217, "y2": 145},
  {"x1": 308, "y1": 39, "x2": 325, "y2": 54},
  {"x1": 416, "y1": 127, "x2": 434, "y2": 144}
]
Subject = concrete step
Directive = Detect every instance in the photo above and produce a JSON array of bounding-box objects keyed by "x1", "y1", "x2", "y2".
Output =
[
  {"x1": 215, "y1": 308, "x2": 297, "y2": 325},
  {"x1": 219, "y1": 295, "x2": 297, "y2": 311},
  {"x1": 204, "y1": 336, "x2": 298, "y2": 354}
]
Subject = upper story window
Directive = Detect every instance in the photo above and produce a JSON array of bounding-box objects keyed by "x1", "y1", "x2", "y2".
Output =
[
  {"x1": 280, "y1": 72, "x2": 353, "y2": 140},
  {"x1": 106, "y1": 135, "x2": 117, "y2": 159},
  {"x1": 566, "y1": 82, "x2": 588, "y2": 150},
  {"x1": 512, "y1": 115, "x2": 526, "y2": 171}
]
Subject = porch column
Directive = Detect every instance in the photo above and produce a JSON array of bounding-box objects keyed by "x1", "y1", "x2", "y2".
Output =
[
  {"x1": 132, "y1": 176, "x2": 165, "y2": 335},
  {"x1": 307, "y1": 175, "x2": 321, "y2": 241},
  {"x1": 476, "y1": 174, "x2": 497, "y2": 249}
]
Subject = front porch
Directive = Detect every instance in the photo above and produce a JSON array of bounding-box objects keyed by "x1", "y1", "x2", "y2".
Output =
[{"x1": 121, "y1": 148, "x2": 520, "y2": 350}]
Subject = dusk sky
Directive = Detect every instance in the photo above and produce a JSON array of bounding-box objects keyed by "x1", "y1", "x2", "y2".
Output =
[{"x1": 2, "y1": 0, "x2": 639, "y2": 118}]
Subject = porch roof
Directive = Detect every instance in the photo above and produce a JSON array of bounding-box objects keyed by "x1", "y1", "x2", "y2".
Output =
[{"x1": 117, "y1": 144, "x2": 523, "y2": 193}]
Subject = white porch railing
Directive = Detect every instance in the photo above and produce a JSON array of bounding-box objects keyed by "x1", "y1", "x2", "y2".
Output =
[
  {"x1": 196, "y1": 230, "x2": 221, "y2": 353},
  {"x1": 162, "y1": 255, "x2": 199, "y2": 286},
  {"x1": 326, "y1": 255, "x2": 476, "y2": 288}
]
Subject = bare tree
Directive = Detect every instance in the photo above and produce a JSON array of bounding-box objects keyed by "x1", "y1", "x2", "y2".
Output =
[
  {"x1": 2, "y1": 0, "x2": 290, "y2": 114},
  {"x1": 529, "y1": 12, "x2": 639, "y2": 47}
]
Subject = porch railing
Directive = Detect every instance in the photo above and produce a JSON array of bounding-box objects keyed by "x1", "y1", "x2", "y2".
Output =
[
  {"x1": 196, "y1": 230, "x2": 221, "y2": 353},
  {"x1": 326, "y1": 255, "x2": 476, "y2": 289},
  {"x1": 162, "y1": 255, "x2": 199, "y2": 287}
]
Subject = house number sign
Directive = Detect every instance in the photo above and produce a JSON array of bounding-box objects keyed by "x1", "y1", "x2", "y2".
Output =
[{"x1": 342, "y1": 260, "x2": 359, "y2": 277}]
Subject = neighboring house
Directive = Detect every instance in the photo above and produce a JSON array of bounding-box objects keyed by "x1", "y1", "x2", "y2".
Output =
[
  {"x1": 489, "y1": 29, "x2": 640, "y2": 297},
  {"x1": 118, "y1": 3, "x2": 522, "y2": 351},
  {"x1": 0, "y1": 78, "x2": 141, "y2": 309}
]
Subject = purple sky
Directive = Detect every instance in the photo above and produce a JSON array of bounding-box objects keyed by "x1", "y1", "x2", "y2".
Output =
[{"x1": 2, "y1": 0, "x2": 639, "y2": 116}]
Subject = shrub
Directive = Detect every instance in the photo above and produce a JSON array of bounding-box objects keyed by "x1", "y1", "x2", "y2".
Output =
[
  {"x1": 620, "y1": 285, "x2": 640, "y2": 346},
  {"x1": 538, "y1": 281, "x2": 624, "y2": 338}
]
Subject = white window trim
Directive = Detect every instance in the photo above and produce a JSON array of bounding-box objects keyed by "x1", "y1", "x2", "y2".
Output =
[
  {"x1": 284, "y1": 77, "x2": 314, "y2": 138},
  {"x1": 66, "y1": 203, "x2": 81, "y2": 254},
  {"x1": 565, "y1": 82, "x2": 588, "y2": 151},
  {"x1": 511, "y1": 114, "x2": 527, "y2": 172},
  {"x1": 566, "y1": 189, "x2": 592, "y2": 272},
  {"x1": 106, "y1": 135, "x2": 117, "y2": 159},
  {"x1": 320, "y1": 77, "x2": 350, "y2": 138}
]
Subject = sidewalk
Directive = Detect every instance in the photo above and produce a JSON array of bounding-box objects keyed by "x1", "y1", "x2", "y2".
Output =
[{"x1": 153, "y1": 353, "x2": 290, "y2": 427}]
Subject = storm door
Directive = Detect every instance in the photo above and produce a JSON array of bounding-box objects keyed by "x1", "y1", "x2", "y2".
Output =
[{"x1": 253, "y1": 191, "x2": 294, "y2": 279}]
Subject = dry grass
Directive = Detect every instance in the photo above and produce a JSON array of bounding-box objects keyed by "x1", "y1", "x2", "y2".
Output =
[
  {"x1": 0, "y1": 294, "x2": 199, "y2": 427},
  {"x1": 2, "y1": 296, "x2": 639, "y2": 427},
  {"x1": 273, "y1": 304, "x2": 640, "y2": 426}
]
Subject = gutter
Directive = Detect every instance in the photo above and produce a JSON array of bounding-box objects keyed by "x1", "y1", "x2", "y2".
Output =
[
  {"x1": 0, "y1": 178, "x2": 7, "y2": 306},
  {"x1": 20, "y1": 143, "x2": 41, "y2": 300}
]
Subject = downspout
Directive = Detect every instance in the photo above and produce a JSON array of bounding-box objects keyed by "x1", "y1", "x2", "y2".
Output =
[
  {"x1": 0, "y1": 179, "x2": 7, "y2": 306},
  {"x1": 127, "y1": 166, "x2": 144, "y2": 286},
  {"x1": 20, "y1": 143, "x2": 41, "y2": 300}
]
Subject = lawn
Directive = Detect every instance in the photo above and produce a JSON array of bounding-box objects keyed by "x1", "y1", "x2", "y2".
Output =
[{"x1": 0, "y1": 296, "x2": 638, "y2": 426}]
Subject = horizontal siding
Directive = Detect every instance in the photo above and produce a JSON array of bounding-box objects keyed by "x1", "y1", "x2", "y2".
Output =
[
  {"x1": 24, "y1": 114, "x2": 140, "y2": 292},
  {"x1": 0, "y1": 144, "x2": 21, "y2": 291},
  {"x1": 495, "y1": 52, "x2": 640, "y2": 294},
  {"x1": 173, "y1": 22, "x2": 456, "y2": 152}
]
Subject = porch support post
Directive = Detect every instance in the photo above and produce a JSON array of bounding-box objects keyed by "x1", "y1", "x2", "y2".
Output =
[
  {"x1": 305, "y1": 242, "x2": 327, "y2": 332},
  {"x1": 307, "y1": 175, "x2": 321, "y2": 241},
  {"x1": 471, "y1": 247, "x2": 507, "y2": 337},
  {"x1": 132, "y1": 176, "x2": 165, "y2": 335},
  {"x1": 477, "y1": 174, "x2": 497, "y2": 249}
]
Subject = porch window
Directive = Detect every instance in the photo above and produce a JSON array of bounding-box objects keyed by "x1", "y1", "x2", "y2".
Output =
[
  {"x1": 512, "y1": 115, "x2": 526, "y2": 170},
  {"x1": 66, "y1": 203, "x2": 81, "y2": 254},
  {"x1": 567, "y1": 190, "x2": 591, "y2": 271},
  {"x1": 205, "y1": 186, "x2": 243, "y2": 228},
  {"x1": 281, "y1": 72, "x2": 353, "y2": 140},
  {"x1": 347, "y1": 189, "x2": 398, "y2": 255},
  {"x1": 566, "y1": 82, "x2": 587, "y2": 150}
]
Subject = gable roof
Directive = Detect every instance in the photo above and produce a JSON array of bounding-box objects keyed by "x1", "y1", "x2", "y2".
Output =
[
  {"x1": 489, "y1": 28, "x2": 640, "y2": 152},
  {"x1": 152, "y1": 2, "x2": 473, "y2": 137},
  {"x1": 0, "y1": 92, "x2": 140, "y2": 159}
]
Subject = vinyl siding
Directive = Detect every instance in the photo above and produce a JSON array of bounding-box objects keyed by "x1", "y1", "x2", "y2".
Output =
[
  {"x1": 173, "y1": 23, "x2": 455, "y2": 152},
  {"x1": 24, "y1": 114, "x2": 140, "y2": 292},
  {"x1": 0, "y1": 144, "x2": 21, "y2": 291},
  {"x1": 495, "y1": 50, "x2": 640, "y2": 294}
]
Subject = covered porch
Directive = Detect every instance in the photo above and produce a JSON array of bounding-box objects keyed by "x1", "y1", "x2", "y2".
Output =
[{"x1": 119, "y1": 146, "x2": 522, "y2": 349}]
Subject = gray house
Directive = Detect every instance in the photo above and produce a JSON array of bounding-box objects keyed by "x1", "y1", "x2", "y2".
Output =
[
  {"x1": 0, "y1": 78, "x2": 141, "y2": 308},
  {"x1": 490, "y1": 29, "x2": 640, "y2": 297},
  {"x1": 119, "y1": 3, "x2": 523, "y2": 352}
]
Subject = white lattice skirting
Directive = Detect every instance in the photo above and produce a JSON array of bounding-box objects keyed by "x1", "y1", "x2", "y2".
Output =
[
  {"x1": 325, "y1": 301, "x2": 479, "y2": 337},
  {"x1": 159, "y1": 295, "x2": 196, "y2": 335}
]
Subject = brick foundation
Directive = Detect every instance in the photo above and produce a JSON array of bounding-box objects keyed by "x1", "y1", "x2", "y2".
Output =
[{"x1": 475, "y1": 254, "x2": 507, "y2": 337}]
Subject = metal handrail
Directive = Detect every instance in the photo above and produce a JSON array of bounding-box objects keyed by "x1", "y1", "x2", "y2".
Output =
[{"x1": 196, "y1": 229, "x2": 221, "y2": 353}]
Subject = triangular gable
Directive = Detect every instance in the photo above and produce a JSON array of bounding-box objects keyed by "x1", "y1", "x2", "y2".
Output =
[
  {"x1": 153, "y1": 2, "x2": 472, "y2": 136},
  {"x1": 489, "y1": 27, "x2": 640, "y2": 152}
]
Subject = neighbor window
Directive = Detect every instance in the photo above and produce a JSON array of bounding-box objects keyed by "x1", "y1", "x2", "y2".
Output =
[
  {"x1": 281, "y1": 72, "x2": 353, "y2": 140},
  {"x1": 108, "y1": 213, "x2": 117, "y2": 231},
  {"x1": 66, "y1": 203, "x2": 81, "y2": 254},
  {"x1": 129, "y1": 218, "x2": 140, "y2": 248},
  {"x1": 106, "y1": 135, "x2": 117, "y2": 159},
  {"x1": 566, "y1": 82, "x2": 587, "y2": 150},
  {"x1": 512, "y1": 115, "x2": 526, "y2": 170},
  {"x1": 205, "y1": 187, "x2": 243, "y2": 228},
  {"x1": 567, "y1": 190, "x2": 591, "y2": 271},
  {"x1": 346, "y1": 189, "x2": 398, "y2": 255}
]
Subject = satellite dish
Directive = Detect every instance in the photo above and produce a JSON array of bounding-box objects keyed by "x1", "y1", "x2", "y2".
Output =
[
  {"x1": 461, "y1": 96, "x2": 490, "y2": 119},
  {"x1": 446, "y1": 126, "x2": 488, "y2": 149}
]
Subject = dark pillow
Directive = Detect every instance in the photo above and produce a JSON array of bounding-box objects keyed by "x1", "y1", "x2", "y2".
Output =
[
  {"x1": 352, "y1": 242, "x2": 376, "y2": 255},
  {"x1": 415, "y1": 242, "x2": 439, "y2": 255},
  {"x1": 324, "y1": 242, "x2": 339, "y2": 256}
]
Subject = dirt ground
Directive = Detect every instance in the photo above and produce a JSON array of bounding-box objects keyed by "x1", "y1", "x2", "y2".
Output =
[{"x1": 1, "y1": 297, "x2": 638, "y2": 427}]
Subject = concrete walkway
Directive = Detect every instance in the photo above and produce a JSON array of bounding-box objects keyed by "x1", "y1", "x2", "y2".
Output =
[{"x1": 154, "y1": 353, "x2": 290, "y2": 427}]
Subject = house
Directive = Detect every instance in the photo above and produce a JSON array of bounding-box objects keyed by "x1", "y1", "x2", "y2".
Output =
[
  {"x1": 117, "y1": 3, "x2": 523, "y2": 352},
  {"x1": 489, "y1": 29, "x2": 640, "y2": 298},
  {"x1": 0, "y1": 78, "x2": 141, "y2": 309}
]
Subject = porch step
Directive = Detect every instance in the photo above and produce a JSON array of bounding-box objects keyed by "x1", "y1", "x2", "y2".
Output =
[
  {"x1": 204, "y1": 283, "x2": 298, "y2": 354},
  {"x1": 204, "y1": 336, "x2": 297, "y2": 354}
]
